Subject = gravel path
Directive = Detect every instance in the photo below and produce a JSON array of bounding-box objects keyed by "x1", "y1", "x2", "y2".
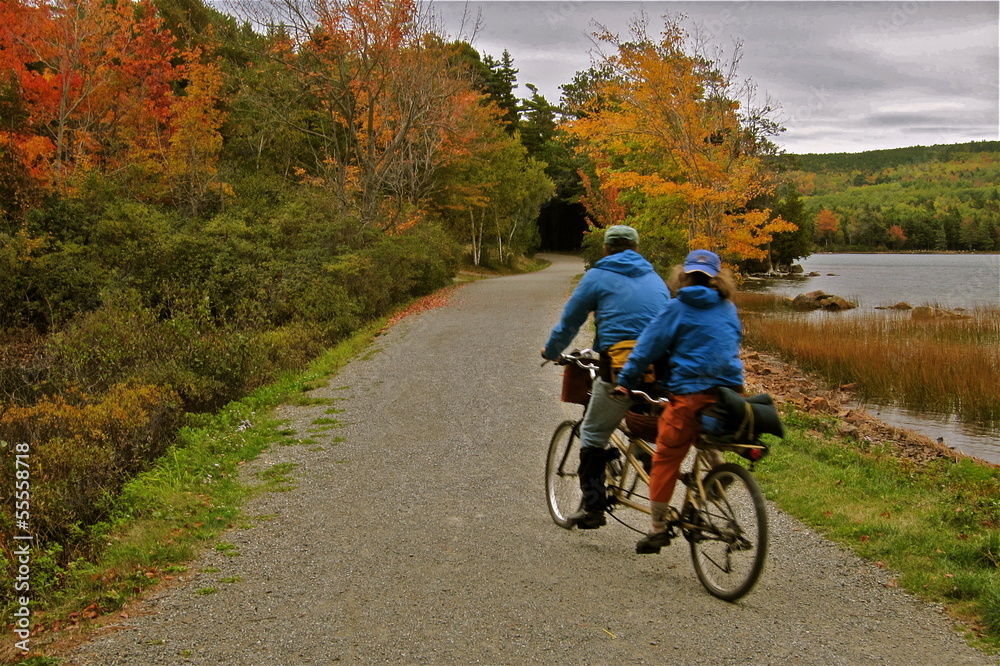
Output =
[{"x1": 67, "y1": 254, "x2": 993, "y2": 665}]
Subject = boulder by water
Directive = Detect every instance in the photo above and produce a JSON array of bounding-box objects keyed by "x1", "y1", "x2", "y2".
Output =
[{"x1": 791, "y1": 290, "x2": 857, "y2": 311}]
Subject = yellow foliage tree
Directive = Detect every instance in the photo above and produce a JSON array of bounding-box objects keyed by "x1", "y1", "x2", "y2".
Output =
[
  {"x1": 565, "y1": 13, "x2": 794, "y2": 263},
  {"x1": 164, "y1": 49, "x2": 227, "y2": 216}
]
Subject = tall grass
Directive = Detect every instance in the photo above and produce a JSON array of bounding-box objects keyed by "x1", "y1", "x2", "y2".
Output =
[{"x1": 737, "y1": 297, "x2": 1000, "y2": 429}]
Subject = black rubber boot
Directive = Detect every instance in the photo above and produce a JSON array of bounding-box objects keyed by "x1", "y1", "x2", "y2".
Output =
[{"x1": 568, "y1": 447, "x2": 608, "y2": 529}]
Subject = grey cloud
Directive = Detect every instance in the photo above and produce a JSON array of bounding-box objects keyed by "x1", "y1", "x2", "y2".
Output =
[
  {"x1": 866, "y1": 112, "x2": 966, "y2": 128},
  {"x1": 432, "y1": 0, "x2": 998, "y2": 153}
]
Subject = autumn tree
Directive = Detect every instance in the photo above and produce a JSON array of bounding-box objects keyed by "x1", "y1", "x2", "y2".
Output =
[
  {"x1": 428, "y1": 103, "x2": 554, "y2": 267},
  {"x1": 0, "y1": 0, "x2": 179, "y2": 193},
  {"x1": 564, "y1": 12, "x2": 792, "y2": 264},
  {"x1": 234, "y1": 0, "x2": 484, "y2": 232},
  {"x1": 815, "y1": 208, "x2": 840, "y2": 246},
  {"x1": 886, "y1": 223, "x2": 907, "y2": 250},
  {"x1": 163, "y1": 50, "x2": 227, "y2": 216}
]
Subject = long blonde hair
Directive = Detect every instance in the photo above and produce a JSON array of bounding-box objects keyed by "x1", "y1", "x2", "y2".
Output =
[{"x1": 668, "y1": 265, "x2": 737, "y2": 300}]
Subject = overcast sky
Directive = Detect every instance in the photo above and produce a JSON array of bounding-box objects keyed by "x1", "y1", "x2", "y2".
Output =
[{"x1": 430, "y1": 1, "x2": 999, "y2": 155}]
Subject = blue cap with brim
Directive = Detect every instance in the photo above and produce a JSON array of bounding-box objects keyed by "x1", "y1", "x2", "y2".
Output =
[{"x1": 683, "y1": 249, "x2": 721, "y2": 277}]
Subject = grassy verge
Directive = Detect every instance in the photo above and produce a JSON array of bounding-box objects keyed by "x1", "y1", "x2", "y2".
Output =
[
  {"x1": 6, "y1": 319, "x2": 387, "y2": 663},
  {"x1": 460, "y1": 255, "x2": 551, "y2": 276},
  {"x1": 755, "y1": 407, "x2": 1000, "y2": 652}
]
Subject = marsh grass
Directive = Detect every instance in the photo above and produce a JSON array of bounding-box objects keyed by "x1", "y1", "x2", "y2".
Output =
[
  {"x1": 738, "y1": 301, "x2": 1000, "y2": 429},
  {"x1": 732, "y1": 291, "x2": 790, "y2": 312},
  {"x1": 755, "y1": 408, "x2": 1000, "y2": 649}
]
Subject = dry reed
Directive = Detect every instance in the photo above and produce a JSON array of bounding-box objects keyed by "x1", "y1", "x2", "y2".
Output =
[{"x1": 739, "y1": 304, "x2": 1000, "y2": 429}]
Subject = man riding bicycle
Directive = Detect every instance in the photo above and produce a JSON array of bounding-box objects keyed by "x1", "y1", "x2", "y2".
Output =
[{"x1": 541, "y1": 225, "x2": 669, "y2": 529}]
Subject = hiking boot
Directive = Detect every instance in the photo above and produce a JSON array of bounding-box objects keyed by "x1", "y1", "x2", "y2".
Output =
[
  {"x1": 567, "y1": 509, "x2": 607, "y2": 530},
  {"x1": 635, "y1": 530, "x2": 672, "y2": 554}
]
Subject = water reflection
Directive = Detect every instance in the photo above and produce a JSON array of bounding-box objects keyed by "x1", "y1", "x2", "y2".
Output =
[
  {"x1": 859, "y1": 403, "x2": 999, "y2": 466},
  {"x1": 750, "y1": 253, "x2": 1000, "y2": 311}
]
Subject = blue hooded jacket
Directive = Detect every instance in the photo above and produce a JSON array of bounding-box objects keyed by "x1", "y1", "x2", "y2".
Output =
[
  {"x1": 616, "y1": 285, "x2": 743, "y2": 394},
  {"x1": 544, "y1": 250, "x2": 669, "y2": 359}
]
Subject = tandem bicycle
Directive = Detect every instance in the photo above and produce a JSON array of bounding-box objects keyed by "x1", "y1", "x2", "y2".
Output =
[{"x1": 544, "y1": 349, "x2": 772, "y2": 601}]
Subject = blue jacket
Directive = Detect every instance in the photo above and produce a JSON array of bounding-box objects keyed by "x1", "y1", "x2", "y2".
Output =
[
  {"x1": 544, "y1": 250, "x2": 669, "y2": 359},
  {"x1": 617, "y1": 285, "x2": 744, "y2": 394}
]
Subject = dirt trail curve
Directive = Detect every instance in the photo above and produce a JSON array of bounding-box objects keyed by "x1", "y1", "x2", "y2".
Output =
[{"x1": 68, "y1": 254, "x2": 992, "y2": 665}]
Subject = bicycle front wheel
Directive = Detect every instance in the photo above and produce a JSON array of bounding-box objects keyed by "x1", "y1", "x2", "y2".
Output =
[
  {"x1": 545, "y1": 420, "x2": 583, "y2": 529},
  {"x1": 687, "y1": 462, "x2": 768, "y2": 601}
]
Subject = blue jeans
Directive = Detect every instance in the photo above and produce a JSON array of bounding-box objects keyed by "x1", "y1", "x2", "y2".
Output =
[{"x1": 580, "y1": 377, "x2": 632, "y2": 450}]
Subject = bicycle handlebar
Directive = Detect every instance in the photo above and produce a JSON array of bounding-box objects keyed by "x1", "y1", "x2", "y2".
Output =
[
  {"x1": 547, "y1": 351, "x2": 671, "y2": 405},
  {"x1": 557, "y1": 349, "x2": 598, "y2": 367},
  {"x1": 625, "y1": 388, "x2": 670, "y2": 405}
]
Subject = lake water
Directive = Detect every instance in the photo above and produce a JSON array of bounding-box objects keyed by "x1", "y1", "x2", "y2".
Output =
[
  {"x1": 747, "y1": 253, "x2": 1000, "y2": 465},
  {"x1": 753, "y1": 253, "x2": 1000, "y2": 311}
]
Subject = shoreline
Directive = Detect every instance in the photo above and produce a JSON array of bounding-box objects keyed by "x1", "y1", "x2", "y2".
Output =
[{"x1": 742, "y1": 346, "x2": 996, "y2": 468}]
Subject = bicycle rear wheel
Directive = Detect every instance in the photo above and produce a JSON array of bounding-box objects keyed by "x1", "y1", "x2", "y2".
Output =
[
  {"x1": 545, "y1": 420, "x2": 583, "y2": 528},
  {"x1": 687, "y1": 462, "x2": 768, "y2": 601}
]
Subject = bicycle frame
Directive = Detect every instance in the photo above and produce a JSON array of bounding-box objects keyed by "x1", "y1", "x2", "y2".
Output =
[{"x1": 607, "y1": 431, "x2": 763, "y2": 523}]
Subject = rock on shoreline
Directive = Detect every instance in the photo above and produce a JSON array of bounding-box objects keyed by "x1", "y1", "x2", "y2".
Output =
[{"x1": 790, "y1": 289, "x2": 856, "y2": 311}]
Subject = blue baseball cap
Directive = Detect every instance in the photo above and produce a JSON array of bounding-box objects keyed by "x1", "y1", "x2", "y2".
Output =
[{"x1": 683, "y1": 250, "x2": 721, "y2": 277}]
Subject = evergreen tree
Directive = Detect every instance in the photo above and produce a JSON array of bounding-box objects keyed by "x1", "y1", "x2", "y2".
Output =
[
  {"x1": 769, "y1": 185, "x2": 813, "y2": 269},
  {"x1": 482, "y1": 50, "x2": 519, "y2": 132}
]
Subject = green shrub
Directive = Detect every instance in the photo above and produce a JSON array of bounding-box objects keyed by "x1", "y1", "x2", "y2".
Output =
[
  {"x1": 0, "y1": 224, "x2": 108, "y2": 331},
  {"x1": 0, "y1": 328, "x2": 46, "y2": 405},
  {"x1": 329, "y1": 223, "x2": 460, "y2": 319}
]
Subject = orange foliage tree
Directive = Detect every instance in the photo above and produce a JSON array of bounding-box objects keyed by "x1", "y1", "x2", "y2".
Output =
[
  {"x1": 426, "y1": 97, "x2": 553, "y2": 267},
  {"x1": 0, "y1": 0, "x2": 179, "y2": 194},
  {"x1": 578, "y1": 165, "x2": 626, "y2": 230},
  {"x1": 564, "y1": 13, "x2": 793, "y2": 263},
  {"x1": 815, "y1": 208, "x2": 840, "y2": 246},
  {"x1": 240, "y1": 0, "x2": 485, "y2": 232},
  {"x1": 886, "y1": 223, "x2": 907, "y2": 250},
  {"x1": 163, "y1": 49, "x2": 227, "y2": 216}
]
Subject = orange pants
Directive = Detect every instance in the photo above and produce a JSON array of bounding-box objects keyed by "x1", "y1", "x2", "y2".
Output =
[{"x1": 649, "y1": 393, "x2": 718, "y2": 503}]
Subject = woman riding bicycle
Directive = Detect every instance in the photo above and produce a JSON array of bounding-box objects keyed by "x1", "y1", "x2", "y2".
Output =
[{"x1": 614, "y1": 249, "x2": 743, "y2": 554}]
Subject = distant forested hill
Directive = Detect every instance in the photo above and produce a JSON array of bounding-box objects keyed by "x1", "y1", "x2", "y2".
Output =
[{"x1": 786, "y1": 141, "x2": 1000, "y2": 252}]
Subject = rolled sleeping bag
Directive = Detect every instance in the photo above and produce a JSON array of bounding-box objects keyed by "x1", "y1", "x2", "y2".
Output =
[{"x1": 699, "y1": 386, "x2": 785, "y2": 442}]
